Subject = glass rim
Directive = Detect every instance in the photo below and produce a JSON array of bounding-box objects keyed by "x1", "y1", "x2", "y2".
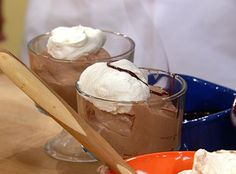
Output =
[
  {"x1": 27, "y1": 30, "x2": 135, "y2": 63},
  {"x1": 75, "y1": 68, "x2": 187, "y2": 104}
]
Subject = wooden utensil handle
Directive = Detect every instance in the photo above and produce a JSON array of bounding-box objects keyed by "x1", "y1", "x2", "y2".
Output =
[{"x1": 0, "y1": 50, "x2": 136, "y2": 174}]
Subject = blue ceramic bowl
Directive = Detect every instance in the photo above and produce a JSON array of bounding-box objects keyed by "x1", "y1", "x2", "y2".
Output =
[{"x1": 180, "y1": 74, "x2": 236, "y2": 151}]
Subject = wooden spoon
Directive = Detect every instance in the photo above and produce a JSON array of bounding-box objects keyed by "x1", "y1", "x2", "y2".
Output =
[{"x1": 0, "y1": 50, "x2": 136, "y2": 174}]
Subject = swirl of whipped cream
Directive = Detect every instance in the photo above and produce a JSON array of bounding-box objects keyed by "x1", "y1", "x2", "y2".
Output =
[
  {"x1": 77, "y1": 59, "x2": 150, "y2": 114},
  {"x1": 47, "y1": 25, "x2": 106, "y2": 60}
]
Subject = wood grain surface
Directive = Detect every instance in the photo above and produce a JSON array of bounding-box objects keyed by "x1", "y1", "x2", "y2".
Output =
[{"x1": 0, "y1": 74, "x2": 102, "y2": 174}]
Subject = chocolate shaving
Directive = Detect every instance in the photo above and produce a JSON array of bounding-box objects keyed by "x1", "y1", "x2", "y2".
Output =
[{"x1": 107, "y1": 61, "x2": 168, "y2": 96}]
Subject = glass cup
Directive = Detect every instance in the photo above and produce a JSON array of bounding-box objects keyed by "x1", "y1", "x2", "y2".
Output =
[
  {"x1": 27, "y1": 31, "x2": 135, "y2": 162},
  {"x1": 76, "y1": 69, "x2": 187, "y2": 158}
]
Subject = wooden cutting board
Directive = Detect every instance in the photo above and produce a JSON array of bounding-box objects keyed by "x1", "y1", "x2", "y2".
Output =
[{"x1": 0, "y1": 74, "x2": 101, "y2": 174}]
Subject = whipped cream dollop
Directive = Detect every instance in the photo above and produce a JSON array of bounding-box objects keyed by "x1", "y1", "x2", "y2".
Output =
[
  {"x1": 77, "y1": 59, "x2": 150, "y2": 114},
  {"x1": 47, "y1": 25, "x2": 106, "y2": 60},
  {"x1": 179, "y1": 149, "x2": 236, "y2": 174}
]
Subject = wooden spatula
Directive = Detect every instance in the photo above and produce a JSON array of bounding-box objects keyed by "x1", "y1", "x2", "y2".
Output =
[{"x1": 0, "y1": 50, "x2": 136, "y2": 174}]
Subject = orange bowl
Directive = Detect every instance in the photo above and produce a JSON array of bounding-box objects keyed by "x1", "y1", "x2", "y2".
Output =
[{"x1": 108, "y1": 151, "x2": 194, "y2": 174}]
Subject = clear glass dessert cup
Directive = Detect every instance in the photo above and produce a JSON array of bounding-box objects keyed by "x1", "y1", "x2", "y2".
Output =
[
  {"x1": 27, "y1": 31, "x2": 135, "y2": 162},
  {"x1": 76, "y1": 69, "x2": 187, "y2": 159}
]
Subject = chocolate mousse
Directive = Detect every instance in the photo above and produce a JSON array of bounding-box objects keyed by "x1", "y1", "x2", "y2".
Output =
[
  {"x1": 76, "y1": 59, "x2": 183, "y2": 158},
  {"x1": 28, "y1": 25, "x2": 110, "y2": 110},
  {"x1": 29, "y1": 48, "x2": 109, "y2": 110},
  {"x1": 77, "y1": 88, "x2": 178, "y2": 158}
]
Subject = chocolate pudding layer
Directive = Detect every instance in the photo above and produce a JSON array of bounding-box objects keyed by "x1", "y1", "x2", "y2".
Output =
[
  {"x1": 77, "y1": 87, "x2": 178, "y2": 158},
  {"x1": 29, "y1": 48, "x2": 110, "y2": 110}
]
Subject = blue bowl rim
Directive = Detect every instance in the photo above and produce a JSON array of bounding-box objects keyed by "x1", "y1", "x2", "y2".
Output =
[{"x1": 179, "y1": 74, "x2": 236, "y2": 95}]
